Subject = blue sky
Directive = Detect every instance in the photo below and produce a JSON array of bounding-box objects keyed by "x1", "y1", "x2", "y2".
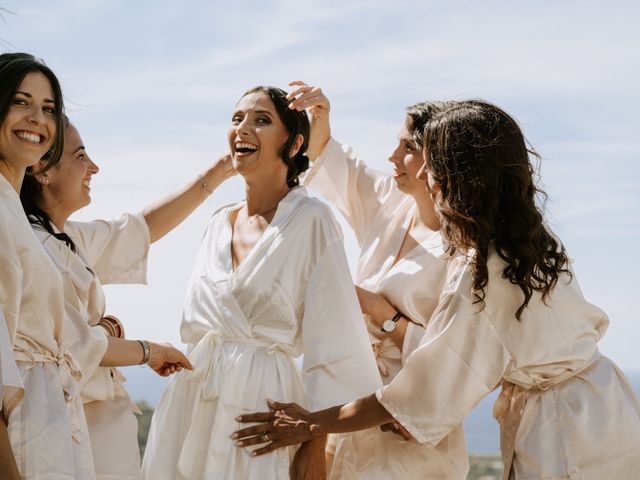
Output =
[{"x1": 2, "y1": 0, "x2": 639, "y2": 371}]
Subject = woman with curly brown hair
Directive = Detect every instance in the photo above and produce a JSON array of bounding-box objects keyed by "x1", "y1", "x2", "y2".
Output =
[{"x1": 234, "y1": 100, "x2": 640, "y2": 479}]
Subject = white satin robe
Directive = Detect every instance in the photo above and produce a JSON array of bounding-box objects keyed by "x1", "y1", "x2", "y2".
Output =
[
  {"x1": 34, "y1": 213, "x2": 150, "y2": 479},
  {"x1": 142, "y1": 186, "x2": 382, "y2": 480},
  {"x1": 305, "y1": 138, "x2": 469, "y2": 479},
  {"x1": 0, "y1": 173, "x2": 95, "y2": 479},
  {"x1": 378, "y1": 252, "x2": 640, "y2": 479}
]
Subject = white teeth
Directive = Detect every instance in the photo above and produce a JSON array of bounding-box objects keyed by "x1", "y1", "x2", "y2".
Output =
[
  {"x1": 235, "y1": 142, "x2": 258, "y2": 151},
  {"x1": 16, "y1": 131, "x2": 42, "y2": 144},
  {"x1": 82, "y1": 180, "x2": 91, "y2": 188}
]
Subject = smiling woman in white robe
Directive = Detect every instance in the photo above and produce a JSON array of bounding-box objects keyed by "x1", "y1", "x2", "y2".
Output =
[
  {"x1": 142, "y1": 86, "x2": 381, "y2": 480},
  {"x1": 0, "y1": 52, "x2": 98, "y2": 480},
  {"x1": 291, "y1": 82, "x2": 468, "y2": 479},
  {"x1": 21, "y1": 120, "x2": 233, "y2": 479}
]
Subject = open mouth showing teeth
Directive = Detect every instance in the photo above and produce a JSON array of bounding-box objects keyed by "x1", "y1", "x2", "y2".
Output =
[
  {"x1": 16, "y1": 131, "x2": 43, "y2": 144},
  {"x1": 235, "y1": 142, "x2": 258, "y2": 155}
]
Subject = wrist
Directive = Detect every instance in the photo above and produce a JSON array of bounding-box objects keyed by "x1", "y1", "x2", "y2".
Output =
[{"x1": 137, "y1": 340, "x2": 151, "y2": 365}]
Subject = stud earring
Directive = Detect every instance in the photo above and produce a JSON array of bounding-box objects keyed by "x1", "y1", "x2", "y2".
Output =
[{"x1": 39, "y1": 177, "x2": 49, "y2": 185}]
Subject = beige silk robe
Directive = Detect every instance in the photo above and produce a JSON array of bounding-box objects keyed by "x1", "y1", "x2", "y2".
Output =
[
  {"x1": 0, "y1": 173, "x2": 95, "y2": 479},
  {"x1": 378, "y1": 251, "x2": 640, "y2": 479},
  {"x1": 305, "y1": 138, "x2": 469, "y2": 479},
  {"x1": 0, "y1": 307, "x2": 23, "y2": 416},
  {"x1": 142, "y1": 186, "x2": 382, "y2": 480},
  {"x1": 33, "y1": 212, "x2": 150, "y2": 479}
]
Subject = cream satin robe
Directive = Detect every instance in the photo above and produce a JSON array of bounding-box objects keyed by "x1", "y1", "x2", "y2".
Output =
[
  {"x1": 0, "y1": 173, "x2": 95, "y2": 479},
  {"x1": 0, "y1": 308, "x2": 23, "y2": 419},
  {"x1": 142, "y1": 187, "x2": 382, "y2": 480},
  {"x1": 305, "y1": 138, "x2": 469, "y2": 479},
  {"x1": 378, "y1": 252, "x2": 640, "y2": 479},
  {"x1": 33, "y1": 213, "x2": 150, "y2": 479}
]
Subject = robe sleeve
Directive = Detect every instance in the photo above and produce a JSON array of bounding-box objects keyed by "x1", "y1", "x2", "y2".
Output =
[
  {"x1": 401, "y1": 322, "x2": 426, "y2": 366},
  {"x1": 376, "y1": 263, "x2": 512, "y2": 446},
  {"x1": 300, "y1": 239, "x2": 382, "y2": 411},
  {"x1": 65, "y1": 212, "x2": 150, "y2": 285},
  {"x1": 0, "y1": 307, "x2": 23, "y2": 415},
  {"x1": 304, "y1": 138, "x2": 395, "y2": 244}
]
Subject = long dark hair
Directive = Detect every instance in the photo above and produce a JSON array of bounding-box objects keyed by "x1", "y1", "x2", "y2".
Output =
[
  {"x1": 424, "y1": 100, "x2": 570, "y2": 319},
  {"x1": 240, "y1": 86, "x2": 310, "y2": 188},
  {"x1": 20, "y1": 116, "x2": 77, "y2": 252},
  {"x1": 0, "y1": 52, "x2": 66, "y2": 171},
  {"x1": 405, "y1": 101, "x2": 455, "y2": 148}
]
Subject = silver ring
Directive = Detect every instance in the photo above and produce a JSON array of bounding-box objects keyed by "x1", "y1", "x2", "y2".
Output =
[{"x1": 261, "y1": 433, "x2": 269, "y2": 443}]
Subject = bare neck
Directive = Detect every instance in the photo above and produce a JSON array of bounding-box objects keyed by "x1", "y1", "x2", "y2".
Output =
[
  {"x1": 36, "y1": 195, "x2": 72, "y2": 232},
  {"x1": 244, "y1": 179, "x2": 291, "y2": 217},
  {"x1": 410, "y1": 191, "x2": 440, "y2": 231},
  {"x1": 0, "y1": 161, "x2": 26, "y2": 194}
]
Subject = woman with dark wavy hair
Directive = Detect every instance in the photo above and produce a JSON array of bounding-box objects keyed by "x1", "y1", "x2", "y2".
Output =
[
  {"x1": 289, "y1": 81, "x2": 467, "y2": 479},
  {"x1": 142, "y1": 86, "x2": 381, "y2": 479},
  {"x1": 234, "y1": 100, "x2": 640, "y2": 479}
]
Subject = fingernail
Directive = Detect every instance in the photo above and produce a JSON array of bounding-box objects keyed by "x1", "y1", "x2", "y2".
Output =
[
  {"x1": 230, "y1": 433, "x2": 238, "y2": 439},
  {"x1": 251, "y1": 451, "x2": 257, "y2": 457},
  {"x1": 235, "y1": 441, "x2": 243, "y2": 446}
]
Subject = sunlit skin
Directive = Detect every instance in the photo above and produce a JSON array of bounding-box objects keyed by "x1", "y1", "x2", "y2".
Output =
[
  {"x1": 227, "y1": 91, "x2": 303, "y2": 269},
  {"x1": 388, "y1": 122, "x2": 429, "y2": 196},
  {"x1": 0, "y1": 71, "x2": 56, "y2": 191},
  {"x1": 228, "y1": 92, "x2": 300, "y2": 190},
  {"x1": 36, "y1": 124, "x2": 99, "y2": 230}
]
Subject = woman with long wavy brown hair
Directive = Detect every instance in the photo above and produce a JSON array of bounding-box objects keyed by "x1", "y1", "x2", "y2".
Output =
[{"x1": 234, "y1": 100, "x2": 640, "y2": 480}]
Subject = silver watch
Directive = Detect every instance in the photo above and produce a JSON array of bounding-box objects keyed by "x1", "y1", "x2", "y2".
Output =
[{"x1": 381, "y1": 311, "x2": 403, "y2": 333}]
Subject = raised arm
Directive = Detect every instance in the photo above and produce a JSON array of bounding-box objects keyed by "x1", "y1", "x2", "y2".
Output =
[
  {"x1": 288, "y1": 81, "x2": 331, "y2": 161},
  {"x1": 289, "y1": 81, "x2": 395, "y2": 243},
  {"x1": 143, "y1": 153, "x2": 235, "y2": 243}
]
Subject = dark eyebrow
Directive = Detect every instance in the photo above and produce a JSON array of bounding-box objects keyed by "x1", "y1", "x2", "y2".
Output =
[
  {"x1": 15, "y1": 90, "x2": 55, "y2": 104},
  {"x1": 254, "y1": 109, "x2": 273, "y2": 116},
  {"x1": 74, "y1": 146, "x2": 86, "y2": 154}
]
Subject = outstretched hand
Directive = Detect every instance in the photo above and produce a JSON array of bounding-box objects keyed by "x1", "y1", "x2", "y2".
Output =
[
  {"x1": 232, "y1": 400, "x2": 322, "y2": 456},
  {"x1": 148, "y1": 343, "x2": 193, "y2": 377},
  {"x1": 287, "y1": 81, "x2": 331, "y2": 160}
]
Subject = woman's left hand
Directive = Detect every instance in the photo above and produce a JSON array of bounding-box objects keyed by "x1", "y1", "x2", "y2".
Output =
[
  {"x1": 290, "y1": 436, "x2": 327, "y2": 480},
  {"x1": 233, "y1": 400, "x2": 321, "y2": 456},
  {"x1": 355, "y1": 286, "x2": 397, "y2": 329}
]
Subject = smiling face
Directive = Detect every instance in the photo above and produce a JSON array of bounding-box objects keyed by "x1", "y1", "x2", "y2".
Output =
[
  {"x1": 39, "y1": 124, "x2": 99, "y2": 214},
  {"x1": 388, "y1": 118, "x2": 427, "y2": 195},
  {"x1": 0, "y1": 71, "x2": 56, "y2": 171},
  {"x1": 227, "y1": 92, "x2": 290, "y2": 182}
]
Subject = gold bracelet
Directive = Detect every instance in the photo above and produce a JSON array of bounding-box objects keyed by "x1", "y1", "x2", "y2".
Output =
[{"x1": 198, "y1": 174, "x2": 214, "y2": 195}]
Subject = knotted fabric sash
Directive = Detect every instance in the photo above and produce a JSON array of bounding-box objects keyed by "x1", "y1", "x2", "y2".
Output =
[
  {"x1": 13, "y1": 342, "x2": 84, "y2": 442},
  {"x1": 493, "y1": 351, "x2": 602, "y2": 480},
  {"x1": 176, "y1": 330, "x2": 298, "y2": 477}
]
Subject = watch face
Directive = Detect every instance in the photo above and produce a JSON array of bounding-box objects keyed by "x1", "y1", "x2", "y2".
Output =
[{"x1": 382, "y1": 319, "x2": 396, "y2": 333}]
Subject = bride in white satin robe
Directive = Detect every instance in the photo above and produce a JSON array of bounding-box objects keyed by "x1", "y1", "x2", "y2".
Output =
[{"x1": 142, "y1": 87, "x2": 381, "y2": 479}]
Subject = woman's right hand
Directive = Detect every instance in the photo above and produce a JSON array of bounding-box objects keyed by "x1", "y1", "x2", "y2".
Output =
[
  {"x1": 212, "y1": 152, "x2": 236, "y2": 181},
  {"x1": 147, "y1": 343, "x2": 193, "y2": 377},
  {"x1": 287, "y1": 81, "x2": 331, "y2": 161}
]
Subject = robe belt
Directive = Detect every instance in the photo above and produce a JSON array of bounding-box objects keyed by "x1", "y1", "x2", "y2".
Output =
[
  {"x1": 191, "y1": 330, "x2": 297, "y2": 401},
  {"x1": 13, "y1": 344, "x2": 85, "y2": 443},
  {"x1": 177, "y1": 330, "x2": 298, "y2": 477},
  {"x1": 493, "y1": 351, "x2": 602, "y2": 480},
  {"x1": 371, "y1": 340, "x2": 400, "y2": 377}
]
